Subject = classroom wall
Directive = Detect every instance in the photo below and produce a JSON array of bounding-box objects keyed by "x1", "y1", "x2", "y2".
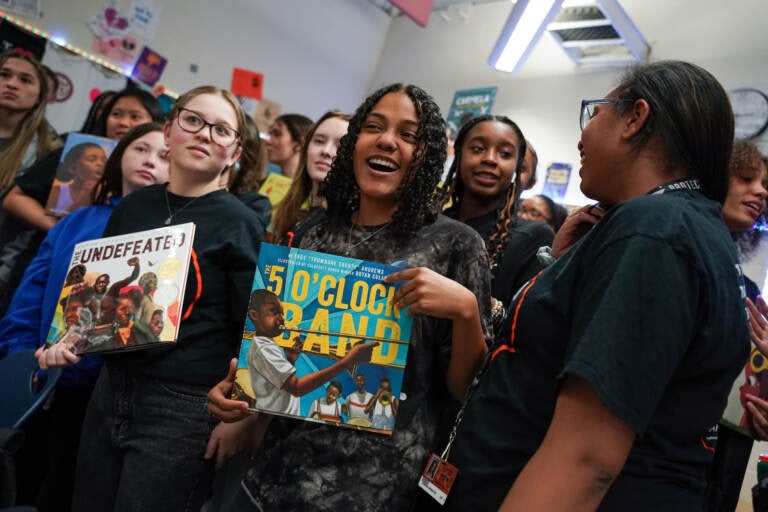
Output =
[
  {"x1": 10, "y1": 0, "x2": 392, "y2": 129},
  {"x1": 368, "y1": 0, "x2": 768, "y2": 205}
]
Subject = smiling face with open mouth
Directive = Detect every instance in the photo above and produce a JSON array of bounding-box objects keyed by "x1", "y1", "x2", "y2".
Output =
[
  {"x1": 352, "y1": 92, "x2": 419, "y2": 219},
  {"x1": 458, "y1": 120, "x2": 520, "y2": 202},
  {"x1": 722, "y1": 155, "x2": 768, "y2": 231}
]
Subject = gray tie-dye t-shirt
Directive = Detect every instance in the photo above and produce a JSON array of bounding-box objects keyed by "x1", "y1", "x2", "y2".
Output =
[{"x1": 241, "y1": 214, "x2": 492, "y2": 511}]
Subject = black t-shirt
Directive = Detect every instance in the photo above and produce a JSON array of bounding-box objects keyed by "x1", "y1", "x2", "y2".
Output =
[
  {"x1": 242, "y1": 214, "x2": 493, "y2": 511},
  {"x1": 445, "y1": 207, "x2": 553, "y2": 309},
  {"x1": 444, "y1": 206, "x2": 553, "y2": 342},
  {"x1": 102, "y1": 184, "x2": 262, "y2": 387},
  {"x1": 447, "y1": 190, "x2": 750, "y2": 511}
]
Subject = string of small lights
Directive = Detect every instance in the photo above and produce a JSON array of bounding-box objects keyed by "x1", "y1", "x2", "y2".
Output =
[{"x1": 0, "y1": 10, "x2": 178, "y2": 98}]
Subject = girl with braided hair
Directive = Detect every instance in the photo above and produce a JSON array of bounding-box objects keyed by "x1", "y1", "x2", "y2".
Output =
[
  {"x1": 443, "y1": 115, "x2": 554, "y2": 315},
  {"x1": 208, "y1": 83, "x2": 492, "y2": 510}
]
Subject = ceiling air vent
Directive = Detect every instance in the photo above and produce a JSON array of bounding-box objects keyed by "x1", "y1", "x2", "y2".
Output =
[{"x1": 547, "y1": 1, "x2": 649, "y2": 67}]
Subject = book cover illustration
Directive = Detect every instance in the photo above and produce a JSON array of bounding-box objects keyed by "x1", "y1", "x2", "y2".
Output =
[
  {"x1": 45, "y1": 133, "x2": 117, "y2": 218},
  {"x1": 232, "y1": 243, "x2": 412, "y2": 435},
  {"x1": 257, "y1": 172, "x2": 292, "y2": 207},
  {"x1": 46, "y1": 223, "x2": 195, "y2": 355},
  {"x1": 720, "y1": 343, "x2": 767, "y2": 438}
]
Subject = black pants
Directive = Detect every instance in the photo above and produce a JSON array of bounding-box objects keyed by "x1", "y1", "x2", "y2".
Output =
[
  {"x1": 704, "y1": 425, "x2": 753, "y2": 512},
  {"x1": 13, "y1": 386, "x2": 92, "y2": 512}
]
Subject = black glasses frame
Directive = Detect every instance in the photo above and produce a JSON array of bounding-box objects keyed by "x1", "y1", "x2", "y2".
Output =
[
  {"x1": 176, "y1": 107, "x2": 241, "y2": 147},
  {"x1": 579, "y1": 99, "x2": 634, "y2": 131}
]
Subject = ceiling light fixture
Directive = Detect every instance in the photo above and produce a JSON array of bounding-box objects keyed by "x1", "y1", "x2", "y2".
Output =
[{"x1": 488, "y1": 0, "x2": 564, "y2": 73}]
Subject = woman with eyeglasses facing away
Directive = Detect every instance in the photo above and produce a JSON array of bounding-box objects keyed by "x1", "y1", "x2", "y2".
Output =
[
  {"x1": 443, "y1": 61, "x2": 749, "y2": 512},
  {"x1": 208, "y1": 83, "x2": 492, "y2": 511},
  {"x1": 37, "y1": 86, "x2": 264, "y2": 512}
]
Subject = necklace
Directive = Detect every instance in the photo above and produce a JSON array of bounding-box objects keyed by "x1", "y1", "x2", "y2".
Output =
[
  {"x1": 343, "y1": 221, "x2": 391, "y2": 256},
  {"x1": 163, "y1": 187, "x2": 202, "y2": 225}
]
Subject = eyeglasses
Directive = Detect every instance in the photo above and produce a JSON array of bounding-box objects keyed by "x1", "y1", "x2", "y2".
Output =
[
  {"x1": 579, "y1": 99, "x2": 633, "y2": 131},
  {"x1": 517, "y1": 205, "x2": 550, "y2": 222},
  {"x1": 176, "y1": 108, "x2": 241, "y2": 147}
]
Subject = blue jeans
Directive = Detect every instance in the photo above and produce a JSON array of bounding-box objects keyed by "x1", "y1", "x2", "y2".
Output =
[{"x1": 72, "y1": 364, "x2": 216, "y2": 512}]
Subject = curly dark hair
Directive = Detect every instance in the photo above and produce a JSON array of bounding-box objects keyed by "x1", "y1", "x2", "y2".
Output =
[
  {"x1": 442, "y1": 115, "x2": 527, "y2": 267},
  {"x1": 321, "y1": 83, "x2": 447, "y2": 236},
  {"x1": 730, "y1": 140, "x2": 768, "y2": 260}
]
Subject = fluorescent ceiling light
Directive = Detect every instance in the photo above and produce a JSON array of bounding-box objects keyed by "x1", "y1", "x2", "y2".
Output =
[{"x1": 489, "y1": 0, "x2": 564, "y2": 73}]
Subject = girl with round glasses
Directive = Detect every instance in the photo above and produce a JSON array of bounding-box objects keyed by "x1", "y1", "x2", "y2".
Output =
[
  {"x1": 38, "y1": 86, "x2": 264, "y2": 511},
  {"x1": 444, "y1": 61, "x2": 747, "y2": 511}
]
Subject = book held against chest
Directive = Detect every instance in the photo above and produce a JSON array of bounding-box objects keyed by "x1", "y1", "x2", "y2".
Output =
[
  {"x1": 231, "y1": 243, "x2": 412, "y2": 435},
  {"x1": 45, "y1": 223, "x2": 195, "y2": 355}
]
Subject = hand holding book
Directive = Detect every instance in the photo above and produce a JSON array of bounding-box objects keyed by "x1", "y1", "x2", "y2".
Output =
[
  {"x1": 35, "y1": 340, "x2": 81, "y2": 370},
  {"x1": 208, "y1": 358, "x2": 253, "y2": 423}
]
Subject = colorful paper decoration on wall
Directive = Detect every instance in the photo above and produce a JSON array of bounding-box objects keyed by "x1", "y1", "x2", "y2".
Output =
[
  {"x1": 231, "y1": 67, "x2": 264, "y2": 100},
  {"x1": 131, "y1": 45, "x2": 166, "y2": 86},
  {"x1": 389, "y1": 0, "x2": 435, "y2": 27},
  {"x1": 87, "y1": 1, "x2": 162, "y2": 72}
]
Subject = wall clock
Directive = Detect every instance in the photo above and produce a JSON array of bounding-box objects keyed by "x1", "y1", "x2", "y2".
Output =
[{"x1": 729, "y1": 88, "x2": 768, "y2": 140}]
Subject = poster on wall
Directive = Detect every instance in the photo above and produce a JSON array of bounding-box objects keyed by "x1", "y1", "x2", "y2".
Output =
[
  {"x1": 0, "y1": 0, "x2": 41, "y2": 19},
  {"x1": 87, "y1": 1, "x2": 142, "y2": 70},
  {"x1": 254, "y1": 97, "x2": 281, "y2": 135},
  {"x1": 541, "y1": 162, "x2": 572, "y2": 203},
  {"x1": 127, "y1": 0, "x2": 162, "y2": 41},
  {"x1": 445, "y1": 86, "x2": 498, "y2": 140},
  {"x1": 0, "y1": 18, "x2": 46, "y2": 59},
  {"x1": 131, "y1": 46, "x2": 166, "y2": 86},
  {"x1": 42, "y1": 44, "x2": 129, "y2": 134},
  {"x1": 231, "y1": 67, "x2": 264, "y2": 100}
]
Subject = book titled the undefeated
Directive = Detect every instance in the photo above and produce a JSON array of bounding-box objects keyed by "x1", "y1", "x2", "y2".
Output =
[
  {"x1": 45, "y1": 133, "x2": 118, "y2": 218},
  {"x1": 46, "y1": 223, "x2": 195, "y2": 355},
  {"x1": 232, "y1": 243, "x2": 412, "y2": 435}
]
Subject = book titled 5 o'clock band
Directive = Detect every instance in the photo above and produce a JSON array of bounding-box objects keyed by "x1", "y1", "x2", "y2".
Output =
[{"x1": 232, "y1": 243, "x2": 412, "y2": 435}]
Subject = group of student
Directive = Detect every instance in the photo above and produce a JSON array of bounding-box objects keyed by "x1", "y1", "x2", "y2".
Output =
[{"x1": 0, "y1": 45, "x2": 765, "y2": 512}]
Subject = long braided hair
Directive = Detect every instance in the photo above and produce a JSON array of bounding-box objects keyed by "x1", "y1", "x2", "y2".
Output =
[
  {"x1": 442, "y1": 115, "x2": 526, "y2": 268},
  {"x1": 322, "y1": 83, "x2": 447, "y2": 236}
]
